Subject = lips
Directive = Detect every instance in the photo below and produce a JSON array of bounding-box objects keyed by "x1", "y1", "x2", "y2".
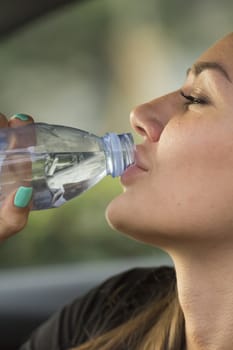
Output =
[
  {"x1": 120, "y1": 145, "x2": 149, "y2": 186},
  {"x1": 134, "y1": 158, "x2": 148, "y2": 172},
  {"x1": 133, "y1": 145, "x2": 149, "y2": 171}
]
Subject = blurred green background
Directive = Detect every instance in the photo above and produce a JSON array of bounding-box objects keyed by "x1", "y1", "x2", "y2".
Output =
[{"x1": 0, "y1": 0, "x2": 232, "y2": 267}]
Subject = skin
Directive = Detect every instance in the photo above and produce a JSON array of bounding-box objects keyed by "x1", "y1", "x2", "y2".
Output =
[{"x1": 106, "y1": 32, "x2": 233, "y2": 349}]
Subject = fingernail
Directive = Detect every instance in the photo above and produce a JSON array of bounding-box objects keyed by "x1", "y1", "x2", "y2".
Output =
[
  {"x1": 12, "y1": 114, "x2": 30, "y2": 121},
  {"x1": 14, "y1": 186, "x2": 33, "y2": 208}
]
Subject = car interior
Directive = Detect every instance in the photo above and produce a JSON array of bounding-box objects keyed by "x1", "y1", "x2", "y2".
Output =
[{"x1": 0, "y1": 0, "x2": 232, "y2": 349}]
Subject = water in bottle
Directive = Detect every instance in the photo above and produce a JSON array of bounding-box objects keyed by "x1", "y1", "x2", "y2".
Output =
[{"x1": 0, "y1": 123, "x2": 135, "y2": 210}]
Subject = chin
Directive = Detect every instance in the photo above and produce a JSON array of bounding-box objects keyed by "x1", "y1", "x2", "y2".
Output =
[
  {"x1": 106, "y1": 202, "x2": 167, "y2": 251},
  {"x1": 105, "y1": 190, "x2": 138, "y2": 235},
  {"x1": 105, "y1": 192, "x2": 151, "y2": 246},
  {"x1": 105, "y1": 191, "x2": 183, "y2": 251},
  {"x1": 105, "y1": 194, "x2": 127, "y2": 232}
]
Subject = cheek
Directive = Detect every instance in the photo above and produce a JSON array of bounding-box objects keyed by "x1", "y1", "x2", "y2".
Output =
[
  {"x1": 155, "y1": 121, "x2": 233, "y2": 232},
  {"x1": 157, "y1": 116, "x2": 232, "y2": 185}
]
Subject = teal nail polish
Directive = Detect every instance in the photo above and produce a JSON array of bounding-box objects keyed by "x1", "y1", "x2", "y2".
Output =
[
  {"x1": 14, "y1": 186, "x2": 33, "y2": 208},
  {"x1": 12, "y1": 113, "x2": 30, "y2": 121}
]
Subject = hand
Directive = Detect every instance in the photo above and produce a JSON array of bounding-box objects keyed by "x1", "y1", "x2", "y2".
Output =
[{"x1": 0, "y1": 113, "x2": 34, "y2": 242}]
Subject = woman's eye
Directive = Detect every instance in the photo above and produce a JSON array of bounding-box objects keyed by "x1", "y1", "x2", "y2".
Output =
[{"x1": 180, "y1": 91, "x2": 207, "y2": 106}]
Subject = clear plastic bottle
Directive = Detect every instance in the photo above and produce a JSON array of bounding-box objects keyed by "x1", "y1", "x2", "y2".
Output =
[{"x1": 0, "y1": 123, "x2": 135, "y2": 210}]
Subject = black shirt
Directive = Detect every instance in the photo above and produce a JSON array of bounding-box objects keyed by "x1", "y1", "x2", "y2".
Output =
[{"x1": 20, "y1": 266, "x2": 175, "y2": 350}]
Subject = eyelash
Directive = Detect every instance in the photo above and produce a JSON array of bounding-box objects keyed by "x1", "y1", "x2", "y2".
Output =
[{"x1": 180, "y1": 90, "x2": 207, "y2": 106}]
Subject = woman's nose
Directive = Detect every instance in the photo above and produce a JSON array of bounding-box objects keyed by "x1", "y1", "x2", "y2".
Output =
[
  {"x1": 130, "y1": 93, "x2": 176, "y2": 142},
  {"x1": 130, "y1": 102, "x2": 164, "y2": 142}
]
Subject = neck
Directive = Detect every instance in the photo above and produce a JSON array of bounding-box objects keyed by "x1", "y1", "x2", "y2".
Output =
[{"x1": 169, "y1": 241, "x2": 233, "y2": 350}]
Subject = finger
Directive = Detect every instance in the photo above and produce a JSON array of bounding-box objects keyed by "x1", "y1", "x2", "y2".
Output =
[
  {"x1": 0, "y1": 187, "x2": 32, "y2": 242},
  {"x1": 0, "y1": 112, "x2": 9, "y2": 128},
  {"x1": 8, "y1": 113, "x2": 34, "y2": 128},
  {"x1": 8, "y1": 113, "x2": 36, "y2": 149}
]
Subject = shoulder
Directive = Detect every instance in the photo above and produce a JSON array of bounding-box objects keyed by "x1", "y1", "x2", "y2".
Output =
[
  {"x1": 70, "y1": 265, "x2": 175, "y2": 344},
  {"x1": 101, "y1": 265, "x2": 175, "y2": 289},
  {"x1": 98, "y1": 265, "x2": 175, "y2": 315},
  {"x1": 98, "y1": 265, "x2": 175, "y2": 304},
  {"x1": 20, "y1": 265, "x2": 175, "y2": 350}
]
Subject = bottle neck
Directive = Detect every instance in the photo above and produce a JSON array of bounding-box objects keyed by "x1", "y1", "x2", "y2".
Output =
[{"x1": 103, "y1": 132, "x2": 135, "y2": 177}]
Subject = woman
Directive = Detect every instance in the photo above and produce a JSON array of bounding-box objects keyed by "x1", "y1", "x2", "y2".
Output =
[{"x1": 1, "y1": 32, "x2": 233, "y2": 350}]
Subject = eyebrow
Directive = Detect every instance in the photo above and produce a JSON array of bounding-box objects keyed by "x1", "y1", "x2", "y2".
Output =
[{"x1": 186, "y1": 61, "x2": 232, "y2": 83}]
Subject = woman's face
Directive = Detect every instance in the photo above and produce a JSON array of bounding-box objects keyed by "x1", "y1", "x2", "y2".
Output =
[{"x1": 106, "y1": 33, "x2": 233, "y2": 248}]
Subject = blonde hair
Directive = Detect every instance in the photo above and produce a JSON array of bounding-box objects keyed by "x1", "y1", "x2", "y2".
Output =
[{"x1": 70, "y1": 268, "x2": 185, "y2": 350}]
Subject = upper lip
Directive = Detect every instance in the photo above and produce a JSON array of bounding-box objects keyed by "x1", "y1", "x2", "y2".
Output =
[{"x1": 133, "y1": 145, "x2": 149, "y2": 171}]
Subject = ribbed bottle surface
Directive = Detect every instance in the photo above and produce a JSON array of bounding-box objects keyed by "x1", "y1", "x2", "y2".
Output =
[{"x1": 102, "y1": 132, "x2": 135, "y2": 177}]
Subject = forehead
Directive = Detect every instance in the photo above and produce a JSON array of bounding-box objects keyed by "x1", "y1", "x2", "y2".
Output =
[{"x1": 196, "y1": 33, "x2": 233, "y2": 79}]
